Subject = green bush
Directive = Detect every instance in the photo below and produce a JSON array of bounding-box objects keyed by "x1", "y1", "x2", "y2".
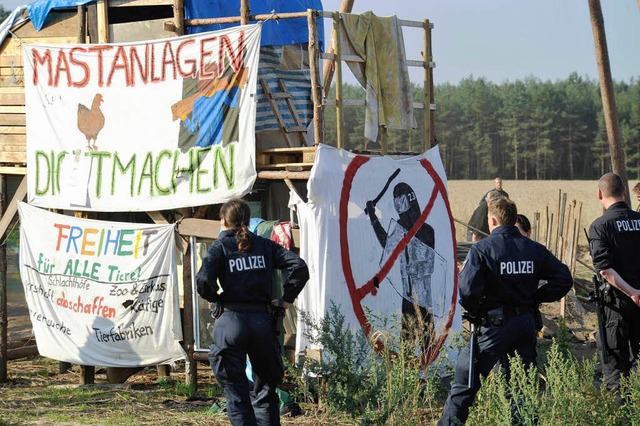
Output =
[{"x1": 294, "y1": 306, "x2": 635, "y2": 424}]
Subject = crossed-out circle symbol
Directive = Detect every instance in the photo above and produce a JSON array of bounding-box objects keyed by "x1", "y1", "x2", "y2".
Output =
[{"x1": 338, "y1": 155, "x2": 458, "y2": 366}]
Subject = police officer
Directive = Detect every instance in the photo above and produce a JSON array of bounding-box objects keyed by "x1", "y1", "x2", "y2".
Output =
[
  {"x1": 438, "y1": 197, "x2": 572, "y2": 425},
  {"x1": 588, "y1": 173, "x2": 640, "y2": 402},
  {"x1": 195, "y1": 199, "x2": 309, "y2": 426}
]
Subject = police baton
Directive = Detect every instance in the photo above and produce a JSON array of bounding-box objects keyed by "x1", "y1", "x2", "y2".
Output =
[
  {"x1": 462, "y1": 312, "x2": 481, "y2": 389},
  {"x1": 583, "y1": 229, "x2": 610, "y2": 364}
]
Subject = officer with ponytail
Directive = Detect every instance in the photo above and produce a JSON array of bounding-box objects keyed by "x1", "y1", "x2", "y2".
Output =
[{"x1": 196, "y1": 199, "x2": 309, "y2": 426}]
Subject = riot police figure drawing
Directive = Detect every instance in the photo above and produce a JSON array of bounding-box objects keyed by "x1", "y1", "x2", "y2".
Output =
[
  {"x1": 366, "y1": 179, "x2": 436, "y2": 351},
  {"x1": 195, "y1": 199, "x2": 309, "y2": 426}
]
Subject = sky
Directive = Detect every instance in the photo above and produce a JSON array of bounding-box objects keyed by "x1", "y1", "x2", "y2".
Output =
[{"x1": 2, "y1": 0, "x2": 639, "y2": 85}]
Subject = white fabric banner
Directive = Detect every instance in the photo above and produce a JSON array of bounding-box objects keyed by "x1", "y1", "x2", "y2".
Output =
[
  {"x1": 18, "y1": 202, "x2": 184, "y2": 366},
  {"x1": 292, "y1": 144, "x2": 462, "y2": 365},
  {"x1": 23, "y1": 25, "x2": 261, "y2": 211}
]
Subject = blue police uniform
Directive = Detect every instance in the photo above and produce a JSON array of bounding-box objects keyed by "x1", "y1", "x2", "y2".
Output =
[
  {"x1": 589, "y1": 201, "x2": 640, "y2": 393},
  {"x1": 439, "y1": 225, "x2": 572, "y2": 425},
  {"x1": 196, "y1": 229, "x2": 309, "y2": 426}
]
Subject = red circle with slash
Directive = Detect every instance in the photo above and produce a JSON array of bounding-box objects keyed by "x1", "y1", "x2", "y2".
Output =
[{"x1": 339, "y1": 155, "x2": 458, "y2": 366}]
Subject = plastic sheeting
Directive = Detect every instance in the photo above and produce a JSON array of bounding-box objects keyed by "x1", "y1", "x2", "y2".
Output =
[{"x1": 27, "y1": 0, "x2": 93, "y2": 31}]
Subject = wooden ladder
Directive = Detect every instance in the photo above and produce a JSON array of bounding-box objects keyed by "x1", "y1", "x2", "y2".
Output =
[{"x1": 259, "y1": 78, "x2": 308, "y2": 147}]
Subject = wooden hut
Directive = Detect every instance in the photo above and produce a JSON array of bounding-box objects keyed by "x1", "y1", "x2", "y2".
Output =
[{"x1": 0, "y1": 0, "x2": 435, "y2": 388}]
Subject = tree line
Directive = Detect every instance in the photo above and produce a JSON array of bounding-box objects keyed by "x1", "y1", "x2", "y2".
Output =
[{"x1": 324, "y1": 73, "x2": 640, "y2": 180}]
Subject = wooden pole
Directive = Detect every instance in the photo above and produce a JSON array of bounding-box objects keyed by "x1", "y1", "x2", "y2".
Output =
[
  {"x1": 77, "y1": 5, "x2": 86, "y2": 43},
  {"x1": 333, "y1": 12, "x2": 344, "y2": 149},
  {"x1": 96, "y1": 0, "x2": 109, "y2": 43},
  {"x1": 423, "y1": 19, "x2": 435, "y2": 150},
  {"x1": 322, "y1": 0, "x2": 355, "y2": 99},
  {"x1": 588, "y1": 0, "x2": 630, "y2": 205},
  {"x1": 183, "y1": 231, "x2": 197, "y2": 388},
  {"x1": 0, "y1": 175, "x2": 6, "y2": 382},
  {"x1": 173, "y1": 0, "x2": 185, "y2": 35},
  {"x1": 240, "y1": 0, "x2": 250, "y2": 25},
  {"x1": 308, "y1": 9, "x2": 324, "y2": 146}
]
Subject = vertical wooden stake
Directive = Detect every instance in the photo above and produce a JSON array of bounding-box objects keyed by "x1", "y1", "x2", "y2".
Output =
[
  {"x1": 333, "y1": 13, "x2": 344, "y2": 149},
  {"x1": 322, "y1": 0, "x2": 355, "y2": 98},
  {"x1": 183, "y1": 233, "x2": 197, "y2": 388},
  {"x1": 307, "y1": 9, "x2": 323, "y2": 146},
  {"x1": 0, "y1": 175, "x2": 6, "y2": 383},
  {"x1": 173, "y1": 0, "x2": 185, "y2": 35},
  {"x1": 423, "y1": 19, "x2": 434, "y2": 150},
  {"x1": 240, "y1": 0, "x2": 250, "y2": 25},
  {"x1": 96, "y1": 0, "x2": 109, "y2": 43}
]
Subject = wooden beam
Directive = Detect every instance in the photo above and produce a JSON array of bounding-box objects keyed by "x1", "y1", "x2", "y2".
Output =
[
  {"x1": 240, "y1": 0, "x2": 250, "y2": 25},
  {"x1": 173, "y1": 0, "x2": 184, "y2": 35},
  {"x1": 0, "y1": 175, "x2": 6, "y2": 382},
  {"x1": 186, "y1": 11, "x2": 308, "y2": 26},
  {"x1": 97, "y1": 0, "x2": 109, "y2": 43},
  {"x1": 333, "y1": 12, "x2": 344, "y2": 149},
  {"x1": 257, "y1": 170, "x2": 310, "y2": 180},
  {"x1": 307, "y1": 9, "x2": 323, "y2": 145},
  {"x1": 0, "y1": 176, "x2": 26, "y2": 242},
  {"x1": 322, "y1": 0, "x2": 355, "y2": 98},
  {"x1": 177, "y1": 217, "x2": 300, "y2": 248}
]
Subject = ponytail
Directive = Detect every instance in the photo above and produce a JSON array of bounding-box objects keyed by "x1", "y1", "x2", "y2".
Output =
[
  {"x1": 236, "y1": 224, "x2": 252, "y2": 253},
  {"x1": 220, "y1": 199, "x2": 252, "y2": 253}
]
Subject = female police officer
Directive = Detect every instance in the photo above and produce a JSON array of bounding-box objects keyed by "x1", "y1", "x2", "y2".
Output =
[{"x1": 196, "y1": 199, "x2": 309, "y2": 425}]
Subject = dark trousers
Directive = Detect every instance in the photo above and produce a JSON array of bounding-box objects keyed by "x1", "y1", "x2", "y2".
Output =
[
  {"x1": 438, "y1": 313, "x2": 537, "y2": 426},
  {"x1": 599, "y1": 295, "x2": 640, "y2": 392},
  {"x1": 208, "y1": 310, "x2": 284, "y2": 426}
]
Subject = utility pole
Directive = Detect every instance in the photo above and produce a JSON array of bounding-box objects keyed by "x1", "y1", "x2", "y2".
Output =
[{"x1": 588, "y1": 0, "x2": 630, "y2": 205}]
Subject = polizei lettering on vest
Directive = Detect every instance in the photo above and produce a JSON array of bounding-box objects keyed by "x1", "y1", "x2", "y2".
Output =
[
  {"x1": 229, "y1": 255, "x2": 266, "y2": 273},
  {"x1": 616, "y1": 219, "x2": 640, "y2": 232},
  {"x1": 500, "y1": 260, "x2": 534, "y2": 275}
]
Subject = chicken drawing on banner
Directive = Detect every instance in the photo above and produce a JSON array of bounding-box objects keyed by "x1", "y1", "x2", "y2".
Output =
[{"x1": 77, "y1": 93, "x2": 105, "y2": 151}]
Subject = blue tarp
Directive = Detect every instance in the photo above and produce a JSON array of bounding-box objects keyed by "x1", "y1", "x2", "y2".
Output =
[
  {"x1": 25, "y1": 0, "x2": 324, "y2": 50},
  {"x1": 185, "y1": 0, "x2": 324, "y2": 49},
  {"x1": 28, "y1": 0, "x2": 93, "y2": 31}
]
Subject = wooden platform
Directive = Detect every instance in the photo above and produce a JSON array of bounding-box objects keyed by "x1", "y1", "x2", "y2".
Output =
[{"x1": 256, "y1": 146, "x2": 317, "y2": 171}]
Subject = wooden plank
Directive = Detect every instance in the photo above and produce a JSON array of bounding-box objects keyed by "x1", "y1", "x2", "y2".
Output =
[
  {"x1": 0, "y1": 134, "x2": 25, "y2": 144},
  {"x1": 0, "y1": 68, "x2": 23, "y2": 77},
  {"x1": 0, "y1": 144, "x2": 26, "y2": 152},
  {"x1": 0, "y1": 87, "x2": 24, "y2": 95},
  {"x1": 0, "y1": 75, "x2": 24, "y2": 87},
  {"x1": 0, "y1": 114, "x2": 26, "y2": 126},
  {"x1": 258, "y1": 147, "x2": 317, "y2": 153},
  {"x1": 256, "y1": 162, "x2": 313, "y2": 170},
  {"x1": 177, "y1": 217, "x2": 300, "y2": 248},
  {"x1": 0, "y1": 177, "x2": 26, "y2": 241},
  {"x1": 12, "y1": 11, "x2": 79, "y2": 38},
  {"x1": 0, "y1": 93, "x2": 25, "y2": 106},
  {"x1": 0, "y1": 106, "x2": 25, "y2": 114},
  {"x1": 97, "y1": 0, "x2": 109, "y2": 43},
  {"x1": 0, "y1": 56, "x2": 23, "y2": 68},
  {"x1": 0, "y1": 167, "x2": 26, "y2": 175},
  {"x1": 0, "y1": 126, "x2": 25, "y2": 135},
  {"x1": 178, "y1": 218, "x2": 222, "y2": 239},
  {"x1": 0, "y1": 153, "x2": 26, "y2": 164}
]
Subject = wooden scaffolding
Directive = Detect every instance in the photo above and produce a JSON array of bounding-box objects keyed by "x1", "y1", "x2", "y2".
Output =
[{"x1": 0, "y1": 0, "x2": 436, "y2": 388}]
